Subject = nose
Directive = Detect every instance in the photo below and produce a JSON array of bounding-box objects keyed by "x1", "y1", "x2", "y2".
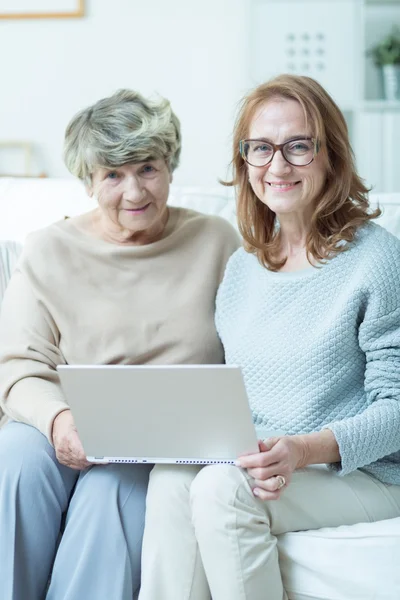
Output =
[
  {"x1": 268, "y1": 149, "x2": 291, "y2": 176},
  {"x1": 123, "y1": 174, "x2": 146, "y2": 203}
]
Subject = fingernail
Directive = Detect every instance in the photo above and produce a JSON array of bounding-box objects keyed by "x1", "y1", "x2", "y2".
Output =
[
  {"x1": 234, "y1": 460, "x2": 242, "y2": 467},
  {"x1": 253, "y1": 488, "x2": 260, "y2": 496}
]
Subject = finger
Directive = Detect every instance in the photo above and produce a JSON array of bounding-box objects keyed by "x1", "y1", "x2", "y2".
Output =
[
  {"x1": 56, "y1": 454, "x2": 79, "y2": 469},
  {"x1": 71, "y1": 448, "x2": 90, "y2": 466},
  {"x1": 56, "y1": 445, "x2": 79, "y2": 468},
  {"x1": 247, "y1": 466, "x2": 281, "y2": 481},
  {"x1": 77, "y1": 458, "x2": 92, "y2": 470},
  {"x1": 70, "y1": 449, "x2": 91, "y2": 469},
  {"x1": 57, "y1": 439, "x2": 89, "y2": 470},
  {"x1": 55, "y1": 447, "x2": 70, "y2": 465},
  {"x1": 68, "y1": 433, "x2": 89, "y2": 463},
  {"x1": 67, "y1": 440, "x2": 84, "y2": 464},
  {"x1": 261, "y1": 443, "x2": 286, "y2": 465},
  {"x1": 59, "y1": 455, "x2": 90, "y2": 470},
  {"x1": 253, "y1": 487, "x2": 282, "y2": 501},
  {"x1": 259, "y1": 437, "x2": 280, "y2": 452},
  {"x1": 254, "y1": 476, "x2": 287, "y2": 493},
  {"x1": 70, "y1": 432, "x2": 86, "y2": 455},
  {"x1": 238, "y1": 450, "x2": 279, "y2": 469}
]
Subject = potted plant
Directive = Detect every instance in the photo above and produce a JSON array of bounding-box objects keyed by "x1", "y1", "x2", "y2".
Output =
[{"x1": 368, "y1": 28, "x2": 400, "y2": 101}]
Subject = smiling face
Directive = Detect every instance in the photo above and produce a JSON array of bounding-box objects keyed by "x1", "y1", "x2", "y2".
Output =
[
  {"x1": 88, "y1": 159, "x2": 172, "y2": 245},
  {"x1": 247, "y1": 98, "x2": 326, "y2": 222}
]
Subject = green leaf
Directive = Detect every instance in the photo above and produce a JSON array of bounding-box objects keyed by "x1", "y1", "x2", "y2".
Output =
[{"x1": 367, "y1": 27, "x2": 400, "y2": 65}]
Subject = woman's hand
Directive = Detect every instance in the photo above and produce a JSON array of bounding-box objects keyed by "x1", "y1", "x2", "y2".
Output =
[
  {"x1": 237, "y1": 435, "x2": 308, "y2": 500},
  {"x1": 51, "y1": 409, "x2": 91, "y2": 470}
]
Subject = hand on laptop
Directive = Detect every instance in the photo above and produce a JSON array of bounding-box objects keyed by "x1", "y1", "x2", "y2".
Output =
[
  {"x1": 236, "y1": 435, "x2": 307, "y2": 501},
  {"x1": 52, "y1": 409, "x2": 91, "y2": 470}
]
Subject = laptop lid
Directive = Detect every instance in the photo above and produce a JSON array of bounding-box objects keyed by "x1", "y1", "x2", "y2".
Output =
[{"x1": 57, "y1": 364, "x2": 259, "y2": 464}]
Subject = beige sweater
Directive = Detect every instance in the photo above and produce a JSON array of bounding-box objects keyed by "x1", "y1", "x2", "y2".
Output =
[{"x1": 0, "y1": 207, "x2": 239, "y2": 442}]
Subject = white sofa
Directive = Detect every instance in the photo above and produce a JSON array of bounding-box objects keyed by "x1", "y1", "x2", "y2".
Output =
[{"x1": 1, "y1": 177, "x2": 400, "y2": 599}]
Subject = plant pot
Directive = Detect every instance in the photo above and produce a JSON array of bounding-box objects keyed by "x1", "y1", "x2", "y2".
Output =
[{"x1": 382, "y1": 64, "x2": 400, "y2": 101}]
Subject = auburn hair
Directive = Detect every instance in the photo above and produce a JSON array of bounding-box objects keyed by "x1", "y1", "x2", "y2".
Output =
[{"x1": 225, "y1": 74, "x2": 380, "y2": 271}]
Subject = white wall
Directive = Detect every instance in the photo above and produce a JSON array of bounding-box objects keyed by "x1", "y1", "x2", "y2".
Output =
[{"x1": 0, "y1": 0, "x2": 250, "y2": 186}]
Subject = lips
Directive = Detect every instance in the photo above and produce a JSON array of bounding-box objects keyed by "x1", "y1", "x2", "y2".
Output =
[
  {"x1": 124, "y1": 203, "x2": 151, "y2": 212},
  {"x1": 267, "y1": 181, "x2": 301, "y2": 188}
]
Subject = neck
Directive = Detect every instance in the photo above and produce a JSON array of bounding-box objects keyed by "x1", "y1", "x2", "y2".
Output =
[
  {"x1": 278, "y1": 213, "x2": 310, "y2": 257},
  {"x1": 92, "y1": 208, "x2": 169, "y2": 246}
]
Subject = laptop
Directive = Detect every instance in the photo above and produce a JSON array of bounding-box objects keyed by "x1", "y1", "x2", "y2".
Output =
[{"x1": 57, "y1": 364, "x2": 262, "y2": 465}]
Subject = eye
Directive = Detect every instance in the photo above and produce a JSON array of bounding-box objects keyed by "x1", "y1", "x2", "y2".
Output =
[
  {"x1": 106, "y1": 171, "x2": 119, "y2": 179},
  {"x1": 142, "y1": 164, "x2": 155, "y2": 174},
  {"x1": 254, "y1": 143, "x2": 272, "y2": 154},
  {"x1": 287, "y1": 141, "x2": 313, "y2": 154}
]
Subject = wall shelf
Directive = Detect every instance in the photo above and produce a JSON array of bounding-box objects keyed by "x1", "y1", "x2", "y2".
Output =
[
  {"x1": 250, "y1": 0, "x2": 400, "y2": 192},
  {"x1": 361, "y1": 100, "x2": 400, "y2": 110}
]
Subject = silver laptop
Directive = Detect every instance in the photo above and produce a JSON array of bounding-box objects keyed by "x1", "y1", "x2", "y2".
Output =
[{"x1": 57, "y1": 364, "x2": 260, "y2": 465}]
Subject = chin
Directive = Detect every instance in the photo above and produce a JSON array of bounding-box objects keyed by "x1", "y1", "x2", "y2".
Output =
[
  {"x1": 121, "y1": 212, "x2": 150, "y2": 225},
  {"x1": 260, "y1": 195, "x2": 301, "y2": 214}
]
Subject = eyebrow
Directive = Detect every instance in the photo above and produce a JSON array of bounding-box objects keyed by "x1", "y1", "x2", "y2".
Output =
[
  {"x1": 248, "y1": 135, "x2": 310, "y2": 144},
  {"x1": 99, "y1": 159, "x2": 157, "y2": 172}
]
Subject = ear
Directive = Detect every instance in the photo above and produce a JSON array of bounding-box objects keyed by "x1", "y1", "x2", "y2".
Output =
[
  {"x1": 84, "y1": 173, "x2": 95, "y2": 197},
  {"x1": 85, "y1": 183, "x2": 94, "y2": 198}
]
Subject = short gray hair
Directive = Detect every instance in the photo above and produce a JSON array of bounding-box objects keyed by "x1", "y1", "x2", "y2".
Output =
[{"x1": 64, "y1": 89, "x2": 181, "y2": 183}]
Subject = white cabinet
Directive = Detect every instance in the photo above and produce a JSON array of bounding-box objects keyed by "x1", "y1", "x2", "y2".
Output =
[
  {"x1": 250, "y1": 0, "x2": 361, "y2": 109},
  {"x1": 249, "y1": 0, "x2": 400, "y2": 193},
  {"x1": 355, "y1": 108, "x2": 400, "y2": 193}
]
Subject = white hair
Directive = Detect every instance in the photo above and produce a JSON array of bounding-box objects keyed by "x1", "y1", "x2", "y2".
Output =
[{"x1": 64, "y1": 89, "x2": 181, "y2": 184}]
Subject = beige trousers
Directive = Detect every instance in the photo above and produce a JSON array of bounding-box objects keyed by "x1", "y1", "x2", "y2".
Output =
[{"x1": 139, "y1": 463, "x2": 400, "y2": 600}]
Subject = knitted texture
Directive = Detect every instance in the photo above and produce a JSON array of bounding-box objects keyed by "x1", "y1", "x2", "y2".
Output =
[{"x1": 216, "y1": 223, "x2": 400, "y2": 484}]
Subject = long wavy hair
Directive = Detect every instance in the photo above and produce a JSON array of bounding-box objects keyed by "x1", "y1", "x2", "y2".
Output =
[{"x1": 225, "y1": 74, "x2": 380, "y2": 271}]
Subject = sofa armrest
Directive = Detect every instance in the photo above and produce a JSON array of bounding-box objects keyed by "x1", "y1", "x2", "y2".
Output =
[
  {"x1": 0, "y1": 240, "x2": 22, "y2": 303},
  {"x1": 0, "y1": 240, "x2": 23, "y2": 423}
]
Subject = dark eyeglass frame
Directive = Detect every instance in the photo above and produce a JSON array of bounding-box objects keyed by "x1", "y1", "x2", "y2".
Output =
[{"x1": 239, "y1": 137, "x2": 320, "y2": 168}]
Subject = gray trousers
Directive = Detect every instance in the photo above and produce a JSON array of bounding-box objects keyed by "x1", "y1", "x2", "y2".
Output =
[{"x1": 0, "y1": 421, "x2": 151, "y2": 600}]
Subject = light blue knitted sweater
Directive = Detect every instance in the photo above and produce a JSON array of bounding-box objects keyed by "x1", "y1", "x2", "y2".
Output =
[{"x1": 215, "y1": 222, "x2": 400, "y2": 484}]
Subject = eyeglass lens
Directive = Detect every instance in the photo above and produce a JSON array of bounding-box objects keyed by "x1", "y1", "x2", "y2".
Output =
[{"x1": 244, "y1": 139, "x2": 314, "y2": 167}]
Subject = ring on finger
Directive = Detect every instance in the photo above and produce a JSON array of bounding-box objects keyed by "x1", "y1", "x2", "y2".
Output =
[{"x1": 276, "y1": 475, "x2": 286, "y2": 490}]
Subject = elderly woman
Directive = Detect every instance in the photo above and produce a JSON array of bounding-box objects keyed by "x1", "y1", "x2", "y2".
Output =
[
  {"x1": 138, "y1": 74, "x2": 400, "y2": 600},
  {"x1": 0, "y1": 90, "x2": 238, "y2": 600}
]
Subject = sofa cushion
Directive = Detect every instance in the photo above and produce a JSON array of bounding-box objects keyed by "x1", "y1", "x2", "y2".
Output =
[
  {"x1": 0, "y1": 177, "x2": 94, "y2": 242},
  {"x1": 1, "y1": 177, "x2": 400, "y2": 241},
  {"x1": 279, "y1": 516, "x2": 400, "y2": 599},
  {"x1": 0, "y1": 240, "x2": 22, "y2": 302}
]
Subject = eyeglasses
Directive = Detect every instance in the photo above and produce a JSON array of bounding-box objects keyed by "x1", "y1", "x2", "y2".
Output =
[{"x1": 239, "y1": 137, "x2": 319, "y2": 168}]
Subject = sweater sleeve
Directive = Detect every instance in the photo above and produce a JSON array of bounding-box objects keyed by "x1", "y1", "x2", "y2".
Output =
[
  {"x1": 325, "y1": 251, "x2": 400, "y2": 476},
  {"x1": 0, "y1": 269, "x2": 69, "y2": 443}
]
